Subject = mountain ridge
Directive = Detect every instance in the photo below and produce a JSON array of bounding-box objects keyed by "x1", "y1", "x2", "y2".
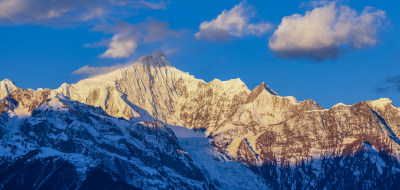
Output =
[
  {"x1": 2, "y1": 50, "x2": 400, "y2": 189},
  {"x1": 1, "y1": 50, "x2": 396, "y2": 110}
]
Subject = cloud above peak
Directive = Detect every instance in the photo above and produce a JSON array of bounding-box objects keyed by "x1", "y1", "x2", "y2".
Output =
[
  {"x1": 269, "y1": 2, "x2": 386, "y2": 61},
  {"x1": 72, "y1": 64, "x2": 131, "y2": 77},
  {"x1": 100, "y1": 34, "x2": 138, "y2": 58},
  {"x1": 195, "y1": 2, "x2": 273, "y2": 41},
  {"x1": 92, "y1": 19, "x2": 181, "y2": 58}
]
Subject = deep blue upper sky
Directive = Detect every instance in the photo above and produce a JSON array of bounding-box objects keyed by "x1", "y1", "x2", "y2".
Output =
[{"x1": 0, "y1": 0, "x2": 399, "y2": 108}]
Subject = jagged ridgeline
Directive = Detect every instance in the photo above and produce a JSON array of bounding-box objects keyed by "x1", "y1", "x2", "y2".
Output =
[{"x1": 1, "y1": 50, "x2": 400, "y2": 189}]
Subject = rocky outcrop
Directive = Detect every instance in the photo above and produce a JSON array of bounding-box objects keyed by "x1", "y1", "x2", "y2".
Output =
[{"x1": 0, "y1": 88, "x2": 51, "y2": 117}]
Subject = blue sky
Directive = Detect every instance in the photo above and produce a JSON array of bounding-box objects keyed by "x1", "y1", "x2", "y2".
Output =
[{"x1": 0, "y1": 0, "x2": 399, "y2": 108}]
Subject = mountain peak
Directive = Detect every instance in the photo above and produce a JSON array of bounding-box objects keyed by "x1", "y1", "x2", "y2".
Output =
[
  {"x1": 0, "y1": 78, "x2": 18, "y2": 100},
  {"x1": 151, "y1": 49, "x2": 165, "y2": 57},
  {"x1": 136, "y1": 49, "x2": 172, "y2": 68},
  {"x1": 260, "y1": 82, "x2": 278, "y2": 96},
  {"x1": 368, "y1": 98, "x2": 395, "y2": 110},
  {"x1": 0, "y1": 79, "x2": 15, "y2": 86},
  {"x1": 1, "y1": 78, "x2": 11, "y2": 82}
]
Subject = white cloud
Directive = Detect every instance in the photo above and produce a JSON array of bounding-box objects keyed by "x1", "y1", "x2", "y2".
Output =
[
  {"x1": 93, "y1": 19, "x2": 181, "y2": 59},
  {"x1": 100, "y1": 34, "x2": 138, "y2": 58},
  {"x1": 269, "y1": 2, "x2": 386, "y2": 60},
  {"x1": 72, "y1": 64, "x2": 130, "y2": 77},
  {"x1": 195, "y1": 1, "x2": 272, "y2": 41},
  {"x1": 0, "y1": 0, "x2": 166, "y2": 24}
]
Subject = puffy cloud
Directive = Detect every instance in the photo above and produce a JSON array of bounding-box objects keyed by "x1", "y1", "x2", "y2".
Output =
[
  {"x1": 100, "y1": 34, "x2": 138, "y2": 58},
  {"x1": 195, "y1": 2, "x2": 272, "y2": 41},
  {"x1": 269, "y1": 2, "x2": 386, "y2": 61},
  {"x1": 0, "y1": 0, "x2": 166, "y2": 24},
  {"x1": 92, "y1": 19, "x2": 181, "y2": 58},
  {"x1": 72, "y1": 64, "x2": 130, "y2": 77}
]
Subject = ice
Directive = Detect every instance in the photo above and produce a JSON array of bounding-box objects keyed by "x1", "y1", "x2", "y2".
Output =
[{"x1": 170, "y1": 126, "x2": 270, "y2": 190}]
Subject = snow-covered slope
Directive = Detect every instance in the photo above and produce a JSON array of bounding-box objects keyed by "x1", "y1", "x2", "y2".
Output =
[
  {"x1": 168, "y1": 125, "x2": 270, "y2": 190},
  {"x1": 0, "y1": 90, "x2": 216, "y2": 189}
]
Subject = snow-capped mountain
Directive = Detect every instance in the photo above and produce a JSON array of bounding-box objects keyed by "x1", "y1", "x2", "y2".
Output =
[{"x1": 2, "y1": 50, "x2": 400, "y2": 189}]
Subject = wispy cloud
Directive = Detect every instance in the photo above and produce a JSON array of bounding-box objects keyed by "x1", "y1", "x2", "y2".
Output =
[
  {"x1": 127, "y1": 0, "x2": 167, "y2": 10},
  {"x1": 72, "y1": 63, "x2": 131, "y2": 77},
  {"x1": 375, "y1": 76, "x2": 400, "y2": 93},
  {"x1": 0, "y1": 0, "x2": 167, "y2": 25},
  {"x1": 195, "y1": 1, "x2": 272, "y2": 41},
  {"x1": 91, "y1": 19, "x2": 181, "y2": 58},
  {"x1": 162, "y1": 47, "x2": 179, "y2": 56},
  {"x1": 269, "y1": 2, "x2": 386, "y2": 61},
  {"x1": 73, "y1": 46, "x2": 176, "y2": 76}
]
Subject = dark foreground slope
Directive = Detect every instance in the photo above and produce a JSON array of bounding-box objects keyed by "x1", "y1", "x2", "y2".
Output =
[{"x1": 0, "y1": 90, "x2": 215, "y2": 190}]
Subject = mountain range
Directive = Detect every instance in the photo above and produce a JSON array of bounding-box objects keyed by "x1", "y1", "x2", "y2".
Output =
[{"x1": 1, "y1": 50, "x2": 400, "y2": 189}]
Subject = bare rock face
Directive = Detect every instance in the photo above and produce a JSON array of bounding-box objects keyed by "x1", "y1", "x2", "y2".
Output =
[
  {"x1": 250, "y1": 101, "x2": 400, "y2": 187},
  {"x1": 0, "y1": 88, "x2": 51, "y2": 117}
]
